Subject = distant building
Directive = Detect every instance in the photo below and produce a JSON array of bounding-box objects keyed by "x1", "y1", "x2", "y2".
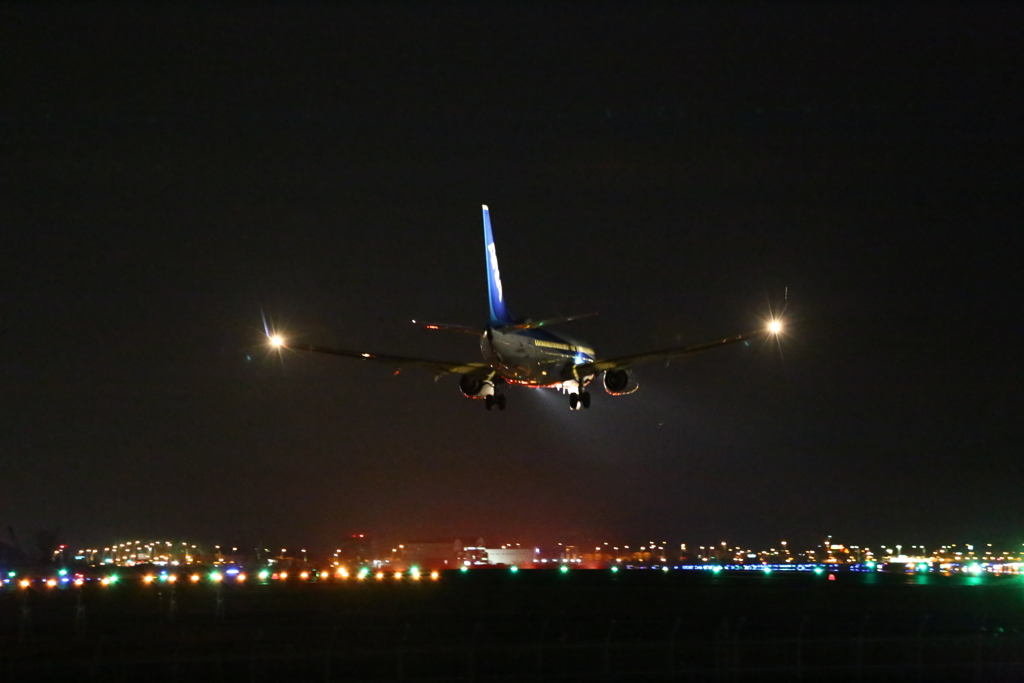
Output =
[
  {"x1": 334, "y1": 534, "x2": 373, "y2": 566},
  {"x1": 485, "y1": 547, "x2": 535, "y2": 567},
  {"x1": 400, "y1": 539, "x2": 470, "y2": 570}
]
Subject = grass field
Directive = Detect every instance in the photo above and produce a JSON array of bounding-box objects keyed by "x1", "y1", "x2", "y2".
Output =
[{"x1": 2, "y1": 568, "x2": 1023, "y2": 681}]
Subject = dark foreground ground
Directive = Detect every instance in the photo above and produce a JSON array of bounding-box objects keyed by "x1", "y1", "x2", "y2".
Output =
[{"x1": 2, "y1": 569, "x2": 1023, "y2": 681}]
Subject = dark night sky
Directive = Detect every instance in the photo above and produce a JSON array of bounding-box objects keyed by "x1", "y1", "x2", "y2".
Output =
[{"x1": 2, "y1": 3, "x2": 1021, "y2": 552}]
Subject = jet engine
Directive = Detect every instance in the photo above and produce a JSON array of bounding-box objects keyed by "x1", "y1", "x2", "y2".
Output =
[
  {"x1": 459, "y1": 373, "x2": 495, "y2": 399},
  {"x1": 602, "y1": 369, "x2": 639, "y2": 396}
]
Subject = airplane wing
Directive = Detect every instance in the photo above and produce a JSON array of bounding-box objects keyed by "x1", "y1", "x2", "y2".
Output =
[
  {"x1": 571, "y1": 328, "x2": 772, "y2": 376},
  {"x1": 281, "y1": 342, "x2": 488, "y2": 377}
]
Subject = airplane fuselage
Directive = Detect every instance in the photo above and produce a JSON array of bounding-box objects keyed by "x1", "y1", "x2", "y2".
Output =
[{"x1": 481, "y1": 327, "x2": 596, "y2": 389}]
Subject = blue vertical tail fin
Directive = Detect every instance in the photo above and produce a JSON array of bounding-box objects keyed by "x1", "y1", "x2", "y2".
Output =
[{"x1": 482, "y1": 205, "x2": 515, "y2": 326}]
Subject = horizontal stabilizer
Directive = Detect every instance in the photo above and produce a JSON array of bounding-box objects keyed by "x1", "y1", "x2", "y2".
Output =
[
  {"x1": 409, "y1": 319, "x2": 483, "y2": 335},
  {"x1": 498, "y1": 312, "x2": 598, "y2": 331}
]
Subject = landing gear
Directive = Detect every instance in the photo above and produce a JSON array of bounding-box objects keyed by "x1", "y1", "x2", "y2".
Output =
[
  {"x1": 569, "y1": 391, "x2": 591, "y2": 410},
  {"x1": 485, "y1": 394, "x2": 506, "y2": 411}
]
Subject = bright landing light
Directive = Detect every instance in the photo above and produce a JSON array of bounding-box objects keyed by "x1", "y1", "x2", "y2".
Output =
[
  {"x1": 768, "y1": 320, "x2": 783, "y2": 334},
  {"x1": 269, "y1": 335, "x2": 285, "y2": 348}
]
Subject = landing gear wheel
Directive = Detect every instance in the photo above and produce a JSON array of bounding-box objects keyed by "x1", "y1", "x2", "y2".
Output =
[
  {"x1": 569, "y1": 393, "x2": 580, "y2": 410},
  {"x1": 496, "y1": 394, "x2": 506, "y2": 411},
  {"x1": 485, "y1": 395, "x2": 494, "y2": 411},
  {"x1": 580, "y1": 391, "x2": 591, "y2": 409}
]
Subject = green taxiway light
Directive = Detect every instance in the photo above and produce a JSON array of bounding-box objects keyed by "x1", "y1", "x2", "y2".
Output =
[
  {"x1": 258, "y1": 570, "x2": 270, "y2": 580},
  {"x1": 460, "y1": 566, "x2": 469, "y2": 573},
  {"x1": 610, "y1": 566, "x2": 619, "y2": 573},
  {"x1": 510, "y1": 566, "x2": 518, "y2": 573},
  {"x1": 559, "y1": 565, "x2": 569, "y2": 574},
  {"x1": 814, "y1": 567, "x2": 824, "y2": 575}
]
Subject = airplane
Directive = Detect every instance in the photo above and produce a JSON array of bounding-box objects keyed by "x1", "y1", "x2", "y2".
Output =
[{"x1": 265, "y1": 205, "x2": 784, "y2": 411}]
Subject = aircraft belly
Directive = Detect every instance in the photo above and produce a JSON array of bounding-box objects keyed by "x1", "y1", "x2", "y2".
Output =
[{"x1": 483, "y1": 329, "x2": 594, "y2": 386}]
